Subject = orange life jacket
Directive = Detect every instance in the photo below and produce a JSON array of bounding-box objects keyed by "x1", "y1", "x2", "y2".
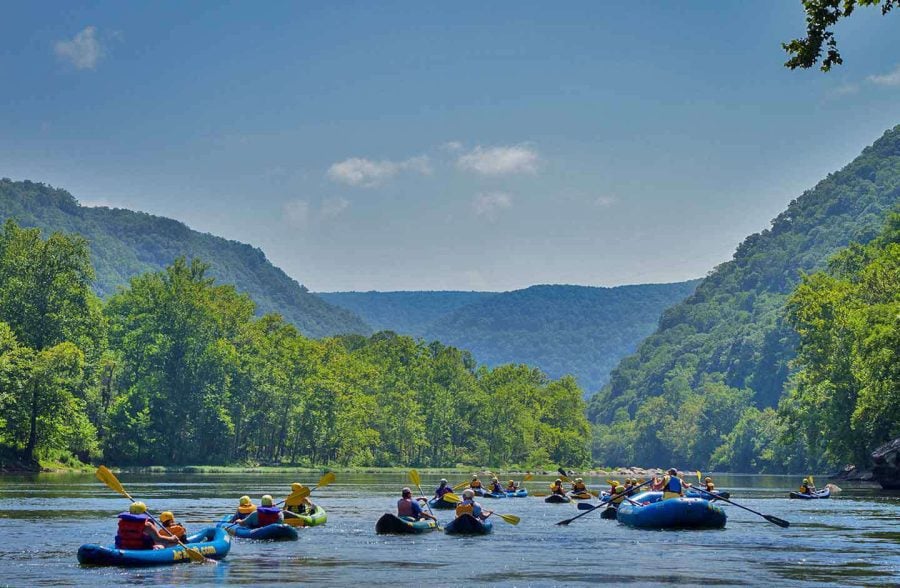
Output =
[
  {"x1": 115, "y1": 513, "x2": 154, "y2": 550},
  {"x1": 455, "y1": 502, "x2": 474, "y2": 516},
  {"x1": 573, "y1": 482, "x2": 587, "y2": 492},
  {"x1": 470, "y1": 480, "x2": 482, "y2": 489},
  {"x1": 162, "y1": 522, "x2": 187, "y2": 542},
  {"x1": 256, "y1": 506, "x2": 281, "y2": 527}
]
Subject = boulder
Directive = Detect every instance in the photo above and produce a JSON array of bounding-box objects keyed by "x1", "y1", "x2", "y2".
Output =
[{"x1": 871, "y1": 438, "x2": 900, "y2": 490}]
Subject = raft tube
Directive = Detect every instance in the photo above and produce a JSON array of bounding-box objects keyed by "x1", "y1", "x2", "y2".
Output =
[
  {"x1": 789, "y1": 488, "x2": 830, "y2": 499},
  {"x1": 375, "y1": 513, "x2": 439, "y2": 535},
  {"x1": 544, "y1": 494, "x2": 571, "y2": 504},
  {"x1": 283, "y1": 505, "x2": 328, "y2": 526},
  {"x1": 444, "y1": 513, "x2": 493, "y2": 535},
  {"x1": 217, "y1": 516, "x2": 299, "y2": 540},
  {"x1": 482, "y1": 491, "x2": 508, "y2": 499},
  {"x1": 506, "y1": 489, "x2": 528, "y2": 498},
  {"x1": 616, "y1": 492, "x2": 726, "y2": 530},
  {"x1": 77, "y1": 526, "x2": 231, "y2": 567}
]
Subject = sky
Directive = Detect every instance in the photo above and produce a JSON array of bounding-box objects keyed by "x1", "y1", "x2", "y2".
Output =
[{"x1": 1, "y1": 2, "x2": 899, "y2": 292}]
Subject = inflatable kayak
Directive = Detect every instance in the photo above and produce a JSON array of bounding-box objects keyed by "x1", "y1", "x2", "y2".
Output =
[
  {"x1": 429, "y1": 496, "x2": 457, "y2": 510},
  {"x1": 789, "y1": 488, "x2": 830, "y2": 499},
  {"x1": 482, "y1": 491, "x2": 508, "y2": 499},
  {"x1": 616, "y1": 492, "x2": 726, "y2": 530},
  {"x1": 506, "y1": 489, "x2": 528, "y2": 498},
  {"x1": 444, "y1": 513, "x2": 493, "y2": 535},
  {"x1": 217, "y1": 516, "x2": 298, "y2": 540},
  {"x1": 375, "y1": 513, "x2": 439, "y2": 534},
  {"x1": 686, "y1": 489, "x2": 730, "y2": 500},
  {"x1": 600, "y1": 506, "x2": 618, "y2": 520},
  {"x1": 568, "y1": 491, "x2": 593, "y2": 500},
  {"x1": 77, "y1": 526, "x2": 231, "y2": 567},
  {"x1": 283, "y1": 505, "x2": 327, "y2": 526},
  {"x1": 545, "y1": 494, "x2": 571, "y2": 504}
]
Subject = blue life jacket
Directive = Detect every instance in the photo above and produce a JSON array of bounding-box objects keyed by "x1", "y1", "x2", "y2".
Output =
[{"x1": 664, "y1": 476, "x2": 682, "y2": 494}]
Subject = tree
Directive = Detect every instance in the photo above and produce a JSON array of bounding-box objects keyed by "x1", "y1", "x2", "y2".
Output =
[{"x1": 784, "y1": 0, "x2": 896, "y2": 71}]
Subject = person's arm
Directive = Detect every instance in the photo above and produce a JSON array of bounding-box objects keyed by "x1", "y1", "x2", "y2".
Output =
[
  {"x1": 146, "y1": 523, "x2": 178, "y2": 545},
  {"x1": 240, "y1": 511, "x2": 258, "y2": 527}
]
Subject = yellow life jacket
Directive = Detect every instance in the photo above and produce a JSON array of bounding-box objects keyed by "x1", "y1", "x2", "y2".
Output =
[
  {"x1": 470, "y1": 480, "x2": 482, "y2": 489},
  {"x1": 237, "y1": 504, "x2": 257, "y2": 515},
  {"x1": 455, "y1": 502, "x2": 474, "y2": 516},
  {"x1": 573, "y1": 482, "x2": 587, "y2": 492}
]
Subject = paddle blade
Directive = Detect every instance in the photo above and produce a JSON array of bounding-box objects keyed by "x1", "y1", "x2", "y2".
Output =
[
  {"x1": 441, "y1": 492, "x2": 461, "y2": 503},
  {"x1": 453, "y1": 481, "x2": 469, "y2": 491},
  {"x1": 96, "y1": 466, "x2": 131, "y2": 500},
  {"x1": 184, "y1": 546, "x2": 207, "y2": 563},
  {"x1": 284, "y1": 487, "x2": 311, "y2": 505},
  {"x1": 318, "y1": 472, "x2": 336, "y2": 488},
  {"x1": 696, "y1": 470, "x2": 702, "y2": 484},
  {"x1": 532, "y1": 492, "x2": 549, "y2": 497},
  {"x1": 577, "y1": 502, "x2": 595, "y2": 511},
  {"x1": 498, "y1": 513, "x2": 520, "y2": 525},
  {"x1": 409, "y1": 469, "x2": 421, "y2": 488},
  {"x1": 765, "y1": 514, "x2": 790, "y2": 528}
]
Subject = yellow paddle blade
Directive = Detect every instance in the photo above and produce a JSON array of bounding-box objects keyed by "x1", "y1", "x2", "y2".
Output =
[
  {"x1": 497, "y1": 513, "x2": 520, "y2": 525},
  {"x1": 96, "y1": 466, "x2": 132, "y2": 500},
  {"x1": 183, "y1": 546, "x2": 206, "y2": 562},
  {"x1": 809, "y1": 474, "x2": 814, "y2": 485},
  {"x1": 441, "y1": 492, "x2": 461, "y2": 503},
  {"x1": 317, "y1": 472, "x2": 336, "y2": 488},
  {"x1": 696, "y1": 470, "x2": 702, "y2": 484},
  {"x1": 452, "y1": 481, "x2": 469, "y2": 491},
  {"x1": 284, "y1": 488, "x2": 310, "y2": 505},
  {"x1": 409, "y1": 469, "x2": 421, "y2": 488},
  {"x1": 523, "y1": 473, "x2": 533, "y2": 482}
]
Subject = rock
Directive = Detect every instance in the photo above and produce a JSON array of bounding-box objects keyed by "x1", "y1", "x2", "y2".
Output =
[{"x1": 871, "y1": 437, "x2": 900, "y2": 490}]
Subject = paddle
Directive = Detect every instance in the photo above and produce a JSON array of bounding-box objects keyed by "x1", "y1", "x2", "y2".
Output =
[
  {"x1": 556, "y1": 479, "x2": 652, "y2": 526},
  {"x1": 688, "y1": 485, "x2": 790, "y2": 528},
  {"x1": 95, "y1": 466, "x2": 211, "y2": 564},
  {"x1": 408, "y1": 469, "x2": 437, "y2": 518},
  {"x1": 282, "y1": 472, "x2": 336, "y2": 527},
  {"x1": 439, "y1": 492, "x2": 520, "y2": 525},
  {"x1": 453, "y1": 479, "x2": 472, "y2": 491}
]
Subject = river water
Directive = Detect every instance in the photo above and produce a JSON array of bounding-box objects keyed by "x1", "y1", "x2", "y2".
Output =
[{"x1": 0, "y1": 472, "x2": 897, "y2": 587}]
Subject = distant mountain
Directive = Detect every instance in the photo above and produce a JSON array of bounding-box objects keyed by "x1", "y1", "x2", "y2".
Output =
[
  {"x1": 589, "y1": 125, "x2": 900, "y2": 428},
  {"x1": 321, "y1": 282, "x2": 701, "y2": 392},
  {"x1": 0, "y1": 178, "x2": 370, "y2": 338}
]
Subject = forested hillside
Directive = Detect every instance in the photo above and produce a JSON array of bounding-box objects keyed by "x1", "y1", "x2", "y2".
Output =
[
  {"x1": 589, "y1": 125, "x2": 900, "y2": 471},
  {"x1": 321, "y1": 282, "x2": 700, "y2": 392},
  {"x1": 317, "y1": 291, "x2": 496, "y2": 337},
  {"x1": 0, "y1": 179, "x2": 370, "y2": 338}
]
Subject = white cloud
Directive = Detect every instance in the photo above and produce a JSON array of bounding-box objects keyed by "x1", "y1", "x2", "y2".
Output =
[
  {"x1": 54, "y1": 26, "x2": 104, "y2": 70},
  {"x1": 473, "y1": 191, "x2": 513, "y2": 220},
  {"x1": 320, "y1": 196, "x2": 349, "y2": 218},
  {"x1": 441, "y1": 141, "x2": 464, "y2": 152},
  {"x1": 867, "y1": 64, "x2": 900, "y2": 86},
  {"x1": 594, "y1": 196, "x2": 617, "y2": 207},
  {"x1": 327, "y1": 155, "x2": 431, "y2": 187},
  {"x1": 283, "y1": 199, "x2": 310, "y2": 227},
  {"x1": 457, "y1": 144, "x2": 539, "y2": 176}
]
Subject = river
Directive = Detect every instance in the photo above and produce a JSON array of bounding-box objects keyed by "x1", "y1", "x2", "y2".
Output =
[{"x1": 0, "y1": 472, "x2": 897, "y2": 586}]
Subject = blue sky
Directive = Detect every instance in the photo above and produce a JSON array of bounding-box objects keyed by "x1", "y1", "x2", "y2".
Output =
[{"x1": 1, "y1": 2, "x2": 898, "y2": 291}]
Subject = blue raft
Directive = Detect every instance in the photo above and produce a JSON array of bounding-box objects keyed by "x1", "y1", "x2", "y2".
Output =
[
  {"x1": 789, "y1": 488, "x2": 830, "y2": 500},
  {"x1": 686, "y1": 489, "x2": 731, "y2": 500},
  {"x1": 616, "y1": 492, "x2": 727, "y2": 530},
  {"x1": 444, "y1": 513, "x2": 493, "y2": 535},
  {"x1": 217, "y1": 515, "x2": 299, "y2": 540},
  {"x1": 77, "y1": 526, "x2": 231, "y2": 567},
  {"x1": 506, "y1": 489, "x2": 528, "y2": 498}
]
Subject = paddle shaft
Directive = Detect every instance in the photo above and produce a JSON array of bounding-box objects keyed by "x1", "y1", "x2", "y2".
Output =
[{"x1": 689, "y1": 486, "x2": 790, "y2": 528}]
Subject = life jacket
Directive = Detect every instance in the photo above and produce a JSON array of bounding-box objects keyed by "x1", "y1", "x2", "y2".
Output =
[
  {"x1": 573, "y1": 482, "x2": 587, "y2": 492},
  {"x1": 491, "y1": 483, "x2": 503, "y2": 494},
  {"x1": 470, "y1": 480, "x2": 482, "y2": 489},
  {"x1": 256, "y1": 506, "x2": 281, "y2": 527},
  {"x1": 662, "y1": 476, "x2": 683, "y2": 499},
  {"x1": 162, "y1": 522, "x2": 187, "y2": 542},
  {"x1": 506, "y1": 484, "x2": 517, "y2": 492},
  {"x1": 286, "y1": 501, "x2": 310, "y2": 515},
  {"x1": 115, "y1": 513, "x2": 154, "y2": 550},
  {"x1": 455, "y1": 501, "x2": 474, "y2": 517},
  {"x1": 551, "y1": 483, "x2": 565, "y2": 495},
  {"x1": 234, "y1": 504, "x2": 256, "y2": 520},
  {"x1": 436, "y1": 486, "x2": 451, "y2": 497},
  {"x1": 397, "y1": 498, "x2": 417, "y2": 518}
]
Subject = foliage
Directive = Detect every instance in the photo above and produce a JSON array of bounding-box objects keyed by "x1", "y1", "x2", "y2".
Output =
[
  {"x1": 323, "y1": 282, "x2": 701, "y2": 393},
  {"x1": 589, "y1": 125, "x2": 900, "y2": 471},
  {"x1": 783, "y1": 1, "x2": 895, "y2": 72},
  {"x1": 0, "y1": 179, "x2": 370, "y2": 338},
  {"x1": 779, "y1": 212, "x2": 899, "y2": 467}
]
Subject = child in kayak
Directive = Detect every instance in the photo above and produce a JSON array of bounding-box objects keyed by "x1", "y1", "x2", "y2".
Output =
[
  {"x1": 115, "y1": 502, "x2": 181, "y2": 550},
  {"x1": 158, "y1": 511, "x2": 187, "y2": 543},
  {"x1": 489, "y1": 477, "x2": 504, "y2": 494},
  {"x1": 505, "y1": 479, "x2": 518, "y2": 492},
  {"x1": 228, "y1": 495, "x2": 257, "y2": 523}
]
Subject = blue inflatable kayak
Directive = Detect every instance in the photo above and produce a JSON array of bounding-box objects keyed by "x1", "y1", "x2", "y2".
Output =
[
  {"x1": 375, "y1": 513, "x2": 439, "y2": 534},
  {"x1": 506, "y1": 489, "x2": 528, "y2": 498},
  {"x1": 616, "y1": 492, "x2": 726, "y2": 530},
  {"x1": 444, "y1": 513, "x2": 493, "y2": 535},
  {"x1": 482, "y1": 491, "x2": 508, "y2": 499},
  {"x1": 686, "y1": 489, "x2": 730, "y2": 500},
  {"x1": 217, "y1": 515, "x2": 299, "y2": 540},
  {"x1": 77, "y1": 526, "x2": 231, "y2": 567},
  {"x1": 789, "y1": 488, "x2": 830, "y2": 499}
]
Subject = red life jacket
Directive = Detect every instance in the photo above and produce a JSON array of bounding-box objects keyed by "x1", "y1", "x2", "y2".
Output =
[
  {"x1": 256, "y1": 506, "x2": 281, "y2": 527},
  {"x1": 115, "y1": 513, "x2": 154, "y2": 550},
  {"x1": 397, "y1": 498, "x2": 417, "y2": 517}
]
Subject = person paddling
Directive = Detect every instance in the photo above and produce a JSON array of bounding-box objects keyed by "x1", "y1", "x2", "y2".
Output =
[
  {"x1": 285, "y1": 482, "x2": 318, "y2": 516},
  {"x1": 661, "y1": 468, "x2": 686, "y2": 500},
  {"x1": 397, "y1": 487, "x2": 437, "y2": 522},
  {"x1": 434, "y1": 479, "x2": 452, "y2": 500},
  {"x1": 489, "y1": 477, "x2": 504, "y2": 494},
  {"x1": 703, "y1": 476, "x2": 716, "y2": 493},
  {"x1": 799, "y1": 478, "x2": 816, "y2": 495},
  {"x1": 115, "y1": 501, "x2": 180, "y2": 550},
  {"x1": 571, "y1": 477, "x2": 588, "y2": 494},
  {"x1": 239, "y1": 495, "x2": 283, "y2": 528},
  {"x1": 505, "y1": 479, "x2": 518, "y2": 492},
  {"x1": 455, "y1": 489, "x2": 492, "y2": 521},
  {"x1": 228, "y1": 495, "x2": 257, "y2": 523},
  {"x1": 550, "y1": 478, "x2": 566, "y2": 496},
  {"x1": 469, "y1": 475, "x2": 483, "y2": 492},
  {"x1": 159, "y1": 511, "x2": 187, "y2": 543}
]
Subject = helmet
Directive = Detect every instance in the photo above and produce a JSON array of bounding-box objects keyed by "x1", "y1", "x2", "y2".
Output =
[
  {"x1": 291, "y1": 482, "x2": 304, "y2": 492},
  {"x1": 462, "y1": 489, "x2": 475, "y2": 499},
  {"x1": 261, "y1": 494, "x2": 274, "y2": 507},
  {"x1": 129, "y1": 501, "x2": 147, "y2": 514},
  {"x1": 239, "y1": 495, "x2": 252, "y2": 506},
  {"x1": 508, "y1": 480, "x2": 514, "y2": 485},
  {"x1": 555, "y1": 478, "x2": 562, "y2": 483},
  {"x1": 492, "y1": 477, "x2": 499, "y2": 482},
  {"x1": 802, "y1": 478, "x2": 809, "y2": 484},
  {"x1": 575, "y1": 477, "x2": 583, "y2": 483},
  {"x1": 704, "y1": 477, "x2": 712, "y2": 482},
  {"x1": 440, "y1": 479, "x2": 448, "y2": 484},
  {"x1": 472, "y1": 475, "x2": 478, "y2": 479},
  {"x1": 159, "y1": 511, "x2": 174, "y2": 523},
  {"x1": 667, "y1": 468, "x2": 677, "y2": 475},
  {"x1": 402, "y1": 487, "x2": 412, "y2": 496},
  {"x1": 615, "y1": 485, "x2": 625, "y2": 493}
]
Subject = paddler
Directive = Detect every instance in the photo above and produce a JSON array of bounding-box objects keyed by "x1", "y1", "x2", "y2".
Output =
[
  {"x1": 469, "y1": 475, "x2": 483, "y2": 492},
  {"x1": 455, "y1": 489, "x2": 492, "y2": 521},
  {"x1": 550, "y1": 478, "x2": 566, "y2": 496},
  {"x1": 661, "y1": 468, "x2": 685, "y2": 500},
  {"x1": 285, "y1": 482, "x2": 317, "y2": 516},
  {"x1": 238, "y1": 494, "x2": 283, "y2": 528},
  {"x1": 114, "y1": 501, "x2": 180, "y2": 550},
  {"x1": 228, "y1": 495, "x2": 257, "y2": 523},
  {"x1": 397, "y1": 487, "x2": 437, "y2": 522},
  {"x1": 158, "y1": 511, "x2": 187, "y2": 543},
  {"x1": 609, "y1": 483, "x2": 628, "y2": 507},
  {"x1": 623, "y1": 478, "x2": 635, "y2": 493},
  {"x1": 799, "y1": 478, "x2": 816, "y2": 495},
  {"x1": 489, "y1": 477, "x2": 504, "y2": 494},
  {"x1": 703, "y1": 476, "x2": 716, "y2": 493},
  {"x1": 434, "y1": 479, "x2": 452, "y2": 499},
  {"x1": 505, "y1": 479, "x2": 518, "y2": 492},
  {"x1": 571, "y1": 477, "x2": 588, "y2": 494}
]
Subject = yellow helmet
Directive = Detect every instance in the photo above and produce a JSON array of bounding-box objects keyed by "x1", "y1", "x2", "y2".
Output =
[
  {"x1": 261, "y1": 494, "x2": 274, "y2": 506},
  {"x1": 492, "y1": 477, "x2": 499, "y2": 482},
  {"x1": 129, "y1": 501, "x2": 147, "y2": 514},
  {"x1": 615, "y1": 485, "x2": 626, "y2": 493},
  {"x1": 291, "y1": 482, "x2": 305, "y2": 492},
  {"x1": 239, "y1": 495, "x2": 252, "y2": 506},
  {"x1": 802, "y1": 478, "x2": 809, "y2": 484},
  {"x1": 159, "y1": 511, "x2": 174, "y2": 523},
  {"x1": 704, "y1": 477, "x2": 712, "y2": 482},
  {"x1": 508, "y1": 480, "x2": 514, "y2": 485},
  {"x1": 555, "y1": 478, "x2": 562, "y2": 483}
]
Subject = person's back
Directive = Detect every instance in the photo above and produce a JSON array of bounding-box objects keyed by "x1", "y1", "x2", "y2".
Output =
[
  {"x1": 455, "y1": 490, "x2": 484, "y2": 520},
  {"x1": 230, "y1": 495, "x2": 256, "y2": 523},
  {"x1": 115, "y1": 504, "x2": 155, "y2": 550},
  {"x1": 662, "y1": 469, "x2": 684, "y2": 500}
]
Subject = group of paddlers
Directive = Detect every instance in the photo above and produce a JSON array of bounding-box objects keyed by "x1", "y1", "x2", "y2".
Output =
[{"x1": 113, "y1": 482, "x2": 319, "y2": 550}]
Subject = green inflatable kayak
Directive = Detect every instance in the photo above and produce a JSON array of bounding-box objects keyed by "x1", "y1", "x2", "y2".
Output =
[{"x1": 284, "y1": 505, "x2": 327, "y2": 527}]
